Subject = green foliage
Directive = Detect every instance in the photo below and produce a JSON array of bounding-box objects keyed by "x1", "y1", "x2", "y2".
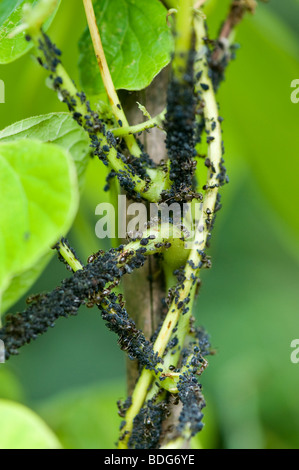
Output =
[
  {"x1": 219, "y1": 5, "x2": 299, "y2": 249},
  {"x1": 0, "y1": 0, "x2": 61, "y2": 64},
  {"x1": 78, "y1": 0, "x2": 173, "y2": 94},
  {"x1": 0, "y1": 368, "x2": 25, "y2": 402},
  {"x1": 199, "y1": 179, "x2": 299, "y2": 448},
  {"x1": 1, "y1": 253, "x2": 51, "y2": 314},
  {"x1": 0, "y1": 140, "x2": 78, "y2": 313},
  {"x1": 0, "y1": 0, "x2": 298, "y2": 451},
  {"x1": 0, "y1": 113, "x2": 91, "y2": 191},
  {"x1": 38, "y1": 382, "x2": 124, "y2": 449},
  {"x1": 0, "y1": 399, "x2": 62, "y2": 449}
]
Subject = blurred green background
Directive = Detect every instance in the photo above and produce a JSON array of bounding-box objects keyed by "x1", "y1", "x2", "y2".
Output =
[{"x1": 0, "y1": 0, "x2": 298, "y2": 449}]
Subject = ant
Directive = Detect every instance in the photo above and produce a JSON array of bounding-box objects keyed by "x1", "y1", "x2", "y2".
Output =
[
  {"x1": 87, "y1": 250, "x2": 104, "y2": 264},
  {"x1": 205, "y1": 207, "x2": 213, "y2": 227}
]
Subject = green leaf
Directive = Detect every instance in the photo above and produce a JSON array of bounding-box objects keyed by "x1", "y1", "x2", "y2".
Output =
[
  {"x1": 197, "y1": 177, "x2": 299, "y2": 448},
  {"x1": 1, "y1": 251, "x2": 51, "y2": 314},
  {"x1": 39, "y1": 381, "x2": 124, "y2": 449},
  {"x1": 0, "y1": 112, "x2": 91, "y2": 191},
  {"x1": 0, "y1": 369, "x2": 25, "y2": 402},
  {"x1": 0, "y1": 400, "x2": 62, "y2": 449},
  {"x1": 0, "y1": 0, "x2": 61, "y2": 64},
  {"x1": 78, "y1": 0, "x2": 173, "y2": 95},
  {"x1": 218, "y1": 5, "x2": 299, "y2": 248},
  {"x1": 0, "y1": 139, "x2": 79, "y2": 313}
]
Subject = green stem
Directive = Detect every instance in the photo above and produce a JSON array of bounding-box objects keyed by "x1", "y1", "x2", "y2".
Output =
[
  {"x1": 161, "y1": 437, "x2": 189, "y2": 449},
  {"x1": 162, "y1": 0, "x2": 179, "y2": 8},
  {"x1": 58, "y1": 225, "x2": 180, "y2": 274},
  {"x1": 172, "y1": 0, "x2": 193, "y2": 82},
  {"x1": 14, "y1": 0, "x2": 59, "y2": 36},
  {"x1": 111, "y1": 109, "x2": 166, "y2": 138},
  {"x1": 118, "y1": 1, "x2": 195, "y2": 448},
  {"x1": 58, "y1": 240, "x2": 83, "y2": 272},
  {"x1": 27, "y1": 30, "x2": 167, "y2": 202},
  {"x1": 118, "y1": 11, "x2": 224, "y2": 450},
  {"x1": 145, "y1": 294, "x2": 196, "y2": 402},
  {"x1": 82, "y1": 0, "x2": 142, "y2": 159}
]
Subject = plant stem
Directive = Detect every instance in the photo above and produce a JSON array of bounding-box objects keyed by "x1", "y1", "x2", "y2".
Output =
[
  {"x1": 111, "y1": 109, "x2": 166, "y2": 138},
  {"x1": 27, "y1": 29, "x2": 168, "y2": 201},
  {"x1": 161, "y1": 436, "x2": 188, "y2": 449},
  {"x1": 82, "y1": 0, "x2": 143, "y2": 158},
  {"x1": 162, "y1": 0, "x2": 179, "y2": 8},
  {"x1": 18, "y1": 0, "x2": 170, "y2": 202},
  {"x1": 211, "y1": 0, "x2": 256, "y2": 74},
  {"x1": 162, "y1": 0, "x2": 207, "y2": 8},
  {"x1": 58, "y1": 240, "x2": 83, "y2": 272},
  {"x1": 194, "y1": 11, "x2": 224, "y2": 195},
  {"x1": 118, "y1": 11, "x2": 225, "y2": 450},
  {"x1": 12, "y1": 0, "x2": 59, "y2": 37},
  {"x1": 193, "y1": 0, "x2": 207, "y2": 10},
  {"x1": 58, "y1": 225, "x2": 180, "y2": 275},
  {"x1": 172, "y1": 0, "x2": 194, "y2": 82},
  {"x1": 118, "y1": 0, "x2": 195, "y2": 448}
]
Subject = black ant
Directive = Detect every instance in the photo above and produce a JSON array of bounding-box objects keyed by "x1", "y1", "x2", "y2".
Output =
[
  {"x1": 87, "y1": 250, "x2": 104, "y2": 263},
  {"x1": 205, "y1": 207, "x2": 213, "y2": 227}
]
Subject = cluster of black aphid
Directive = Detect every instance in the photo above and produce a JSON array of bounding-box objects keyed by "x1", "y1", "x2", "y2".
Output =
[
  {"x1": 2, "y1": 17, "x2": 232, "y2": 449},
  {"x1": 205, "y1": 29, "x2": 241, "y2": 92},
  {"x1": 181, "y1": 327, "x2": 211, "y2": 369},
  {"x1": 172, "y1": 327, "x2": 211, "y2": 440},
  {"x1": 126, "y1": 326, "x2": 211, "y2": 448},
  {"x1": 118, "y1": 138, "x2": 157, "y2": 178},
  {"x1": 172, "y1": 267, "x2": 193, "y2": 315},
  {"x1": 173, "y1": 321, "x2": 211, "y2": 438},
  {"x1": 33, "y1": 32, "x2": 157, "y2": 202},
  {"x1": 177, "y1": 373, "x2": 206, "y2": 437},
  {"x1": 0, "y1": 239, "x2": 164, "y2": 368},
  {"x1": 163, "y1": 50, "x2": 198, "y2": 203},
  {"x1": 127, "y1": 397, "x2": 170, "y2": 449},
  {"x1": 100, "y1": 292, "x2": 161, "y2": 371}
]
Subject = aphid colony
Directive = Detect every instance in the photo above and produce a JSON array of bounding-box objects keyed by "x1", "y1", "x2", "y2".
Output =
[
  {"x1": 0, "y1": 238, "x2": 165, "y2": 371},
  {"x1": 0, "y1": 7, "x2": 237, "y2": 447}
]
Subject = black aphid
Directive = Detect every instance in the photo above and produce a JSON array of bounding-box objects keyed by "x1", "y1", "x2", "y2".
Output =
[{"x1": 164, "y1": 49, "x2": 197, "y2": 203}]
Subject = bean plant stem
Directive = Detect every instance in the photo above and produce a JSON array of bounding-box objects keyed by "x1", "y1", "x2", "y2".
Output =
[
  {"x1": 172, "y1": 0, "x2": 194, "y2": 82},
  {"x1": 111, "y1": 109, "x2": 166, "y2": 138},
  {"x1": 58, "y1": 225, "x2": 181, "y2": 273},
  {"x1": 118, "y1": 10, "x2": 224, "y2": 449},
  {"x1": 26, "y1": 30, "x2": 167, "y2": 201},
  {"x1": 2, "y1": 0, "x2": 255, "y2": 451},
  {"x1": 82, "y1": 0, "x2": 143, "y2": 158},
  {"x1": 118, "y1": 0, "x2": 195, "y2": 448},
  {"x1": 163, "y1": 0, "x2": 207, "y2": 9},
  {"x1": 193, "y1": 0, "x2": 207, "y2": 10}
]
